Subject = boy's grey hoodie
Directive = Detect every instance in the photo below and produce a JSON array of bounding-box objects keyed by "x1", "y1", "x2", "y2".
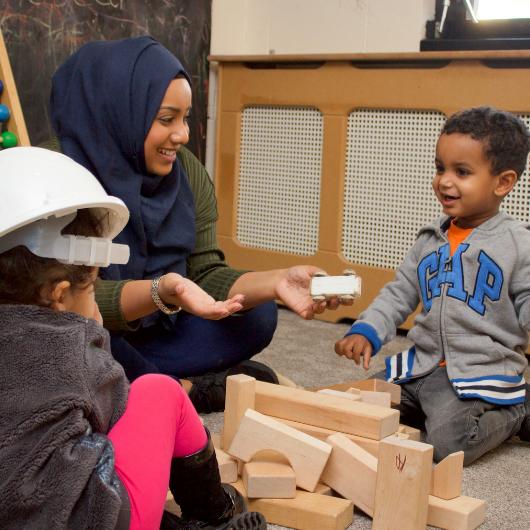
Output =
[
  {"x1": 348, "y1": 212, "x2": 530, "y2": 405},
  {"x1": 0, "y1": 305, "x2": 130, "y2": 529}
]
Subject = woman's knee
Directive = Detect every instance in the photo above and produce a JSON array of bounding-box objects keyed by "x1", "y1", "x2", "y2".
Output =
[{"x1": 238, "y1": 301, "x2": 278, "y2": 353}]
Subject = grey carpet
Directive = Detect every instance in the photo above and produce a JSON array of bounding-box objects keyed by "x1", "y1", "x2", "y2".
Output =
[{"x1": 202, "y1": 307, "x2": 530, "y2": 530}]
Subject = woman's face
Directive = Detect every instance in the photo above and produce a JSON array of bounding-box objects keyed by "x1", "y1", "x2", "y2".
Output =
[{"x1": 144, "y1": 77, "x2": 192, "y2": 176}]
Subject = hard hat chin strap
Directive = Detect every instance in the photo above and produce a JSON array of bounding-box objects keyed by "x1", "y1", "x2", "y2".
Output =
[{"x1": 0, "y1": 213, "x2": 130, "y2": 267}]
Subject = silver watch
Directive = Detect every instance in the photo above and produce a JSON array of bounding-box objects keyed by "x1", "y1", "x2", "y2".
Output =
[{"x1": 151, "y1": 276, "x2": 181, "y2": 315}]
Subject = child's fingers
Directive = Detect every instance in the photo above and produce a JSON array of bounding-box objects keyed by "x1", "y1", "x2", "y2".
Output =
[
  {"x1": 335, "y1": 340, "x2": 360, "y2": 364},
  {"x1": 362, "y1": 350, "x2": 372, "y2": 370},
  {"x1": 334, "y1": 338, "x2": 349, "y2": 357}
]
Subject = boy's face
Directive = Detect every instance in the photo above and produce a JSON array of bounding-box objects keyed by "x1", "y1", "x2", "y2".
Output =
[
  {"x1": 433, "y1": 133, "x2": 506, "y2": 228},
  {"x1": 144, "y1": 78, "x2": 192, "y2": 177}
]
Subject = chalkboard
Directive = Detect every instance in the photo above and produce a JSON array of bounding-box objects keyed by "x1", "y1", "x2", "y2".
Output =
[{"x1": 0, "y1": 0, "x2": 211, "y2": 161}]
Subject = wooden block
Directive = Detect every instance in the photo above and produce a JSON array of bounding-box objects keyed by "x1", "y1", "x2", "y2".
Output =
[
  {"x1": 347, "y1": 379, "x2": 401, "y2": 405},
  {"x1": 242, "y1": 460, "x2": 296, "y2": 498},
  {"x1": 228, "y1": 409, "x2": 332, "y2": 492},
  {"x1": 215, "y1": 447, "x2": 238, "y2": 484},
  {"x1": 398, "y1": 424, "x2": 422, "y2": 441},
  {"x1": 276, "y1": 371, "x2": 303, "y2": 388},
  {"x1": 255, "y1": 380, "x2": 400, "y2": 440},
  {"x1": 164, "y1": 490, "x2": 181, "y2": 516},
  {"x1": 232, "y1": 480, "x2": 354, "y2": 530},
  {"x1": 373, "y1": 437, "x2": 434, "y2": 530},
  {"x1": 313, "y1": 483, "x2": 333, "y2": 496},
  {"x1": 316, "y1": 379, "x2": 401, "y2": 406},
  {"x1": 359, "y1": 390, "x2": 392, "y2": 408},
  {"x1": 211, "y1": 431, "x2": 222, "y2": 448},
  {"x1": 271, "y1": 416, "x2": 381, "y2": 457},
  {"x1": 321, "y1": 433, "x2": 378, "y2": 517},
  {"x1": 318, "y1": 388, "x2": 361, "y2": 401},
  {"x1": 427, "y1": 495, "x2": 486, "y2": 530},
  {"x1": 430, "y1": 451, "x2": 464, "y2": 500},
  {"x1": 222, "y1": 374, "x2": 256, "y2": 451}
]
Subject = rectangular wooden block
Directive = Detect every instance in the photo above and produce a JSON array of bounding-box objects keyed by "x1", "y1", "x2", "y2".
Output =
[
  {"x1": 398, "y1": 424, "x2": 422, "y2": 441},
  {"x1": 227, "y1": 409, "x2": 332, "y2": 492},
  {"x1": 233, "y1": 480, "x2": 354, "y2": 530},
  {"x1": 216, "y1": 447, "x2": 238, "y2": 484},
  {"x1": 427, "y1": 495, "x2": 486, "y2": 530},
  {"x1": 318, "y1": 388, "x2": 361, "y2": 401},
  {"x1": 255, "y1": 380, "x2": 399, "y2": 440},
  {"x1": 165, "y1": 491, "x2": 181, "y2": 517},
  {"x1": 272, "y1": 416, "x2": 381, "y2": 457},
  {"x1": 316, "y1": 379, "x2": 401, "y2": 406},
  {"x1": 321, "y1": 434, "x2": 378, "y2": 517},
  {"x1": 223, "y1": 374, "x2": 256, "y2": 451},
  {"x1": 358, "y1": 390, "x2": 392, "y2": 408},
  {"x1": 243, "y1": 460, "x2": 296, "y2": 498},
  {"x1": 373, "y1": 437, "x2": 434, "y2": 530},
  {"x1": 313, "y1": 483, "x2": 333, "y2": 496},
  {"x1": 347, "y1": 379, "x2": 401, "y2": 405}
]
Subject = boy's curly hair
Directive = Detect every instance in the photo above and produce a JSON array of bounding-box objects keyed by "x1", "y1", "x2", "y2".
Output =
[
  {"x1": 0, "y1": 209, "x2": 104, "y2": 306},
  {"x1": 441, "y1": 106, "x2": 530, "y2": 178}
]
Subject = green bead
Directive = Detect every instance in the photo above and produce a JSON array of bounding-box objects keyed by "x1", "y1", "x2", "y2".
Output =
[{"x1": 1, "y1": 131, "x2": 18, "y2": 148}]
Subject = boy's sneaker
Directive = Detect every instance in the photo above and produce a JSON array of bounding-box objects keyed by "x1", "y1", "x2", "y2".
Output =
[
  {"x1": 516, "y1": 382, "x2": 530, "y2": 441},
  {"x1": 188, "y1": 360, "x2": 279, "y2": 413}
]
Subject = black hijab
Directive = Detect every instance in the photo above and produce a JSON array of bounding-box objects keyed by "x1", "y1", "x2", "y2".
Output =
[{"x1": 51, "y1": 36, "x2": 196, "y2": 281}]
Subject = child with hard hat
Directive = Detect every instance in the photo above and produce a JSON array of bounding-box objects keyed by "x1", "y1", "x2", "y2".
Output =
[{"x1": 0, "y1": 147, "x2": 266, "y2": 530}]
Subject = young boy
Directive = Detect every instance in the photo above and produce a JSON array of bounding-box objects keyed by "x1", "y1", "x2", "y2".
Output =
[{"x1": 335, "y1": 107, "x2": 530, "y2": 465}]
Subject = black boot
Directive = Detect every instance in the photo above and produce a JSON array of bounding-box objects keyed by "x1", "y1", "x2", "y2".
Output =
[
  {"x1": 188, "y1": 360, "x2": 279, "y2": 413},
  {"x1": 165, "y1": 428, "x2": 266, "y2": 529},
  {"x1": 160, "y1": 509, "x2": 266, "y2": 530}
]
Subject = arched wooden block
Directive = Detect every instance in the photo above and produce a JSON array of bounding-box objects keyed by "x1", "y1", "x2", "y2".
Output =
[{"x1": 227, "y1": 409, "x2": 332, "y2": 492}]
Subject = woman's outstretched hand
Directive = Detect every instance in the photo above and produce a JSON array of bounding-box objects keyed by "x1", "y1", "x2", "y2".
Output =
[
  {"x1": 275, "y1": 265, "x2": 353, "y2": 320},
  {"x1": 159, "y1": 273, "x2": 244, "y2": 320}
]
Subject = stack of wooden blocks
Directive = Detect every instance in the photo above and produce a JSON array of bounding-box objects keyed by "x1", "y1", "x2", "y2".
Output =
[{"x1": 167, "y1": 375, "x2": 486, "y2": 530}]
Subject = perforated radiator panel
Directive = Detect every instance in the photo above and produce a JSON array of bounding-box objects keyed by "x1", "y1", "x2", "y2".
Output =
[
  {"x1": 237, "y1": 106, "x2": 323, "y2": 255},
  {"x1": 503, "y1": 115, "x2": 530, "y2": 224},
  {"x1": 343, "y1": 109, "x2": 446, "y2": 269}
]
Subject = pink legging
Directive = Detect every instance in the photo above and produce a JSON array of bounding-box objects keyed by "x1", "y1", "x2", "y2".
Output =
[{"x1": 108, "y1": 374, "x2": 208, "y2": 530}]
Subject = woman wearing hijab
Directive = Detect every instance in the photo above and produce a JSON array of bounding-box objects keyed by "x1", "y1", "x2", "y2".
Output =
[{"x1": 49, "y1": 36, "x2": 347, "y2": 412}]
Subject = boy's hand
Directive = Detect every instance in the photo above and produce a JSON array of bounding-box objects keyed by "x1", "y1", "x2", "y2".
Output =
[
  {"x1": 335, "y1": 334, "x2": 373, "y2": 370},
  {"x1": 159, "y1": 273, "x2": 244, "y2": 320}
]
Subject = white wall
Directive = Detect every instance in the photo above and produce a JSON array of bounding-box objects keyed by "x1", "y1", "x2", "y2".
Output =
[{"x1": 211, "y1": 0, "x2": 436, "y2": 55}]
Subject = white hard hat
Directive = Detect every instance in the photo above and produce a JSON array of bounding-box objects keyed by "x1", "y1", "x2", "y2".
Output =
[{"x1": 0, "y1": 146, "x2": 130, "y2": 267}]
